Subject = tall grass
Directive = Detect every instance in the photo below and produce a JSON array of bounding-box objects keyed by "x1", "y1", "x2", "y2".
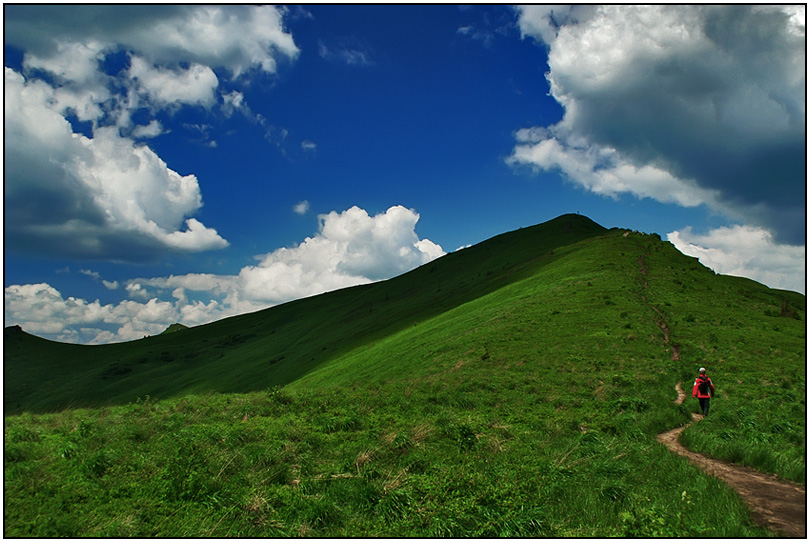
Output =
[
  {"x1": 4, "y1": 383, "x2": 772, "y2": 537},
  {"x1": 679, "y1": 398, "x2": 805, "y2": 483}
]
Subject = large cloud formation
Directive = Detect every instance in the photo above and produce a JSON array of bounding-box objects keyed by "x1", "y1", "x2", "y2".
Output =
[
  {"x1": 511, "y1": 5, "x2": 805, "y2": 245},
  {"x1": 668, "y1": 226, "x2": 805, "y2": 294},
  {"x1": 4, "y1": 206, "x2": 445, "y2": 344},
  {"x1": 4, "y1": 5, "x2": 299, "y2": 260}
]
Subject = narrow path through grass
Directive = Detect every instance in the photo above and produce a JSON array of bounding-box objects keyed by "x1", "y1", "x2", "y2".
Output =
[
  {"x1": 641, "y1": 246, "x2": 805, "y2": 537},
  {"x1": 657, "y1": 383, "x2": 806, "y2": 537}
]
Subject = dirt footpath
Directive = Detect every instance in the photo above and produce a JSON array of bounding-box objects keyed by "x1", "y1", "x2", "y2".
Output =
[{"x1": 657, "y1": 383, "x2": 806, "y2": 538}]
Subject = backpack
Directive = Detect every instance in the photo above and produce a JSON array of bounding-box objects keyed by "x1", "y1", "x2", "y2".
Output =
[{"x1": 697, "y1": 376, "x2": 710, "y2": 395}]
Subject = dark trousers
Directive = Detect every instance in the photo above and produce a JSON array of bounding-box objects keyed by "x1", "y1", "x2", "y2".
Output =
[{"x1": 698, "y1": 397, "x2": 710, "y2": 417}]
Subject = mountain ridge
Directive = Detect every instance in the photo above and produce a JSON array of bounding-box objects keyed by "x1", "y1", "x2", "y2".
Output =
[
  {"x1": 5, "y1": 213, "x2": 609, "y2": 413},
  {"x1": 4, "y1": 213, "x2": 803, "y2": 415}
]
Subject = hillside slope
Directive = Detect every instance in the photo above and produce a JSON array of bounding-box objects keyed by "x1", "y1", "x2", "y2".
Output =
[
  {"x1": 5, "y1": 213, "x2": 607, "y2": 414},
  {"x1": 4, "y1": 215, "x2": 805, "y2": 537}
]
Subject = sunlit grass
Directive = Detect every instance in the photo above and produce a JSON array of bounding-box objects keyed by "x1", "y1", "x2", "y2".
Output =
[
  {"x1": 4, "y1": 217, "x2": 804, "y2": 536},
  {"x1": 3, "y1": 383, "x2": 776, "y2": 537}
]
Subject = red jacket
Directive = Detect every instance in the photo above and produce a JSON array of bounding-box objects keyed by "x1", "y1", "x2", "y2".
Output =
[{"x1": 692, "y1": 375, "x2": 715, "y2": 398}]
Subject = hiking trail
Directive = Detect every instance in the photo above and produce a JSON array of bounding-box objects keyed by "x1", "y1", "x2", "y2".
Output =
[
  {"x1": 637, "y1": 248, "x2": 680, "y2": 361},
  {"x1": 656, "y1": 383, "x2": 806, "y2": 537},
  {"x1": 636, "y1": 244, "x2": 805, "y2": 537}
]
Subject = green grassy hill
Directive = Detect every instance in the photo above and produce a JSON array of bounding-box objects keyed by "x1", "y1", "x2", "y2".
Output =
[
  {"x1": 4, "y1": 213, "x2": 608, "y2": 414},
  {"x1": 4, "y1": 214, "x2": 805, "y2": 537}
]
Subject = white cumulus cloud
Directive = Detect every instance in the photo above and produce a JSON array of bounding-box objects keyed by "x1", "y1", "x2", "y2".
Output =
[
  {"x1": 293, "y1": 200, "x2": 311, "y2": 215},
  {"x1": 6, "y1": 5, "x2": 299, "y2": 79},
  {"x1": 509, "y1": 126, "x2": 721, "y2": 208},
  {"x1": 668, "y1": 226, "x2": 805, "y2": 295},
  {"x1": 239, "y1": 205, "x2": 445, "y2": 303},
  {"x1": 5, "y1": 68, "x2": 228, "y2": 259},
  {"x1": 131, "y1": 120, "x2": 165, "y2": 139},
  {"x1": 4, "y1": 5, "x2": 299, "y2": 262},
  {"x1": 127, "y1": 56, "x2": 219, "y2": 109},
  {"x1": 5, "y1": 206, "x2": 446, "y2": 344},
  {"x1": 512, "y1": 5, "x2": 805, "y2": 245}
]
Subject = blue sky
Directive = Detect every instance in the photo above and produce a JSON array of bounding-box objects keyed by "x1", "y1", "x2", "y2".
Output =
[{"x1": 4, "y1": 5, "x2": 806, "y2": 344}]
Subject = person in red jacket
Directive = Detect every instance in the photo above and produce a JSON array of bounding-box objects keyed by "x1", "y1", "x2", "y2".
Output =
[{"x1": 692, "y1": 367, "x2": 715, "y2": 416}]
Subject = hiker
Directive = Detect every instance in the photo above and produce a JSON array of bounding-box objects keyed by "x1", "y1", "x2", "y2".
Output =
[{"x1": 692, "y1": 367, "x2": 715, "y2": 416}]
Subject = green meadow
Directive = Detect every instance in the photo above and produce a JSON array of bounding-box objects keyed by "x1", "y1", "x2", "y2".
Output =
[{"x1": 4, "y1": 214, "x2": 804, "y2": 536}]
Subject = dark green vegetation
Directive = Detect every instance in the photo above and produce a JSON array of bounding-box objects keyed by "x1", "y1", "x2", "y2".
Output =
[{"x1": 5, "y1": 214, "x2": 804, "y2": 537}]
